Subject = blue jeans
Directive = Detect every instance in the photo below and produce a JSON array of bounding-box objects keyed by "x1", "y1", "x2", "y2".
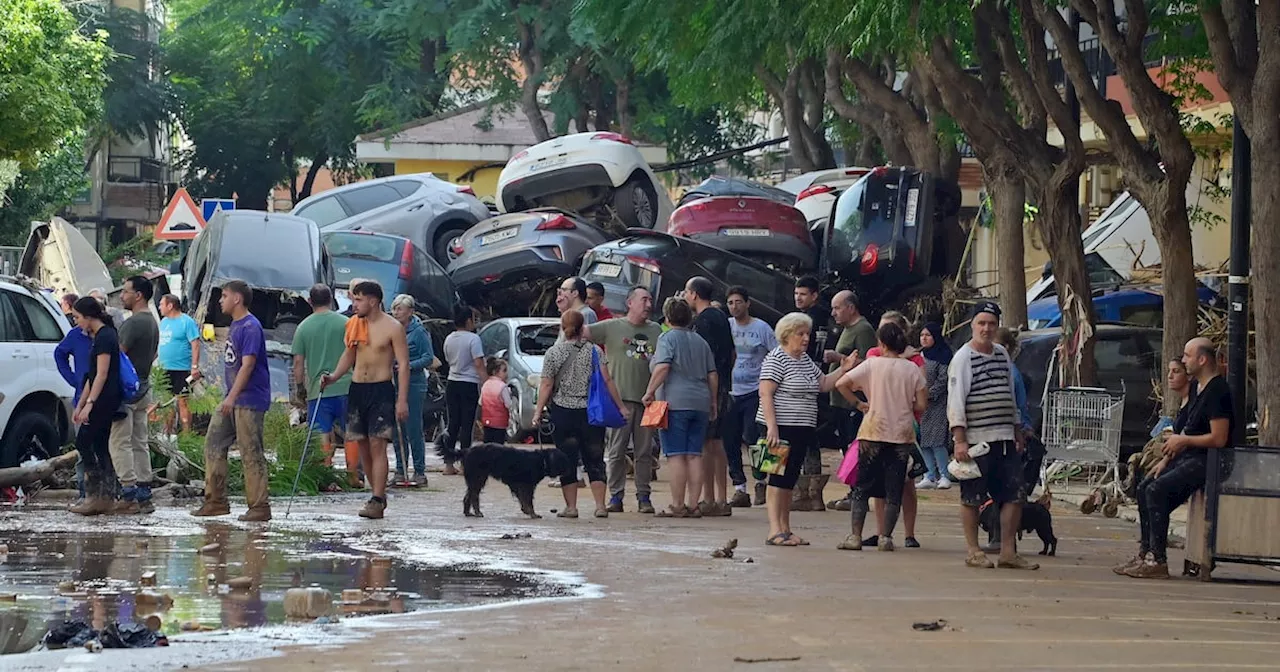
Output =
[
  {"x1": 659, "y1": 410, "x2": 709, "y2": 457},
  {"x1": 723, "y1": 392, "x2": 762, "y2": 486},
  {"x1": 919, "y1": 444, "x2": 950, "y2": 481},
  {"x1": 397, "y1": 384, "x2": 427, "y2": 476}
]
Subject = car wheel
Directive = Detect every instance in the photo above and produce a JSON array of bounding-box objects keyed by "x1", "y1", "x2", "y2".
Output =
[
  {"x1": 434, "y1": 225, "x2": 471, "y2": 265},
  {"x1": 507, "y1": 389, "x2": 524, "y2": 443},
  {"x1": 1, "y1": 410, "x2": 59, "y2": 469},
  {"x1": 613, "y1": 176, "x2": 658, "y2": 229}
]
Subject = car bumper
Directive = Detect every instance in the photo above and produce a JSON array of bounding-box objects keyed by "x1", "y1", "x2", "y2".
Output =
[
  {"x1": 501, "y1": 164, "x2": 616, "y2": 212},
  {"x1": 450, "y1": 248, "x2": 578, "y2": 296},
  {"x1": 684, "y1": 233, "x2": 816, "y2": 267}
]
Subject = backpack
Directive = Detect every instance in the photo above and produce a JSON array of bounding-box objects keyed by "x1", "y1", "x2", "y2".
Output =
[{"x1": 118, "y1": 351, "x2": 141, "y2": 402}]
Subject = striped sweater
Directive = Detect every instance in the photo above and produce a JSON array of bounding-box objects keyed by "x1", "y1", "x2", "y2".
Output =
[{"x1": 946, "y1": 343, "x2": 1020, "y2": 444}]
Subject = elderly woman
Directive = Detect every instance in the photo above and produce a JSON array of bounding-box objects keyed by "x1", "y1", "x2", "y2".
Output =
[
  {"x1": 643, "y1": 298, "x2": 718, "y2": 518},
  {"x1": 836, "y1": 321, "x2": 928, "y2": 551},
  {"x1": 533, "y1": 310, "x2": 626, "y2": 519},
  {"x1": 757, "y1": 312, "x2": 857, "y2": 545},
  {"x1": 391, "y1": 294, "x2": 438, "y2": 485}
]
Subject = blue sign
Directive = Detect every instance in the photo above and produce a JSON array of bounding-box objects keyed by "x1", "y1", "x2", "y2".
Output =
[{"x1": 201, "y1": 198, "x2": 236, "y2": 222}]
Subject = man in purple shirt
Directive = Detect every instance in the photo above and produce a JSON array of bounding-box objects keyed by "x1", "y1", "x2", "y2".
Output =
[{"x1": 192, "y1": 279, "x2": 273, "y2": 522}]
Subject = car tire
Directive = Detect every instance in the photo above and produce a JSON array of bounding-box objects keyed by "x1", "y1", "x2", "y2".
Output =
[
  {"x1": 1, "y1": 410, "x2": 59, "y2": 469},
  {"x1": 434, "y1": 224, "x2": 472, "y2": 265},
  {"x1": 613, "y1": 176, "x2": 659, "y2": 229}
]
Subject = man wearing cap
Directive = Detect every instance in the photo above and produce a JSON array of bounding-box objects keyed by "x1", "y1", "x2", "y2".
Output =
[{"x1": 947, "y1": 301, "x2": 1038, "y2": 570}]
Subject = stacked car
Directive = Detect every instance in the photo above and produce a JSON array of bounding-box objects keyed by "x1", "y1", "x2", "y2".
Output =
[{"x1": 666, "y1": 176, "x2": 815, "y2": 271}]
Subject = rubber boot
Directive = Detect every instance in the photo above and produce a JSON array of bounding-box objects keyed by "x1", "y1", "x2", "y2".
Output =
[
  {"x1": 753, "y1": 482, "x2": 767, "y2": 506},
  {"x1": 809, "y1": 474, "x2": 830, "y2": 511},
  {"x1": 790, "y1": 475, "x2": 813, "y2": 511}
]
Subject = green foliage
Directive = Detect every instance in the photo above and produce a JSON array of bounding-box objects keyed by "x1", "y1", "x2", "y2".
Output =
[
  {"x1": 0, "y1": 131, "x2": 89, "y2": 246},
  {"x1": 0, "y1": 0, "x2": 109, "y2": 166},
  {"x1": 101, "y1": 231, "x2": 178, "y2": 285}
]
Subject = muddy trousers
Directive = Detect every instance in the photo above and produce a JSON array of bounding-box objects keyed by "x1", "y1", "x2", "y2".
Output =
[
  {"x1": 75, "y1": 410, "x2": 119, "y2": 499},
  {"x1": 606, "y1": 401, "x2": 656, "y2": 500},
  {"x1": 849, "y1": 441, "x2": 911, "y2": 539},
  {"x1": 204, "y1": 408, "x2": 270, "y2": 512},
  {"x1": 109, "y1": 390, "x2": 153, "y2": 502},
  {"x1": 1137, "y1": 457, "x2": 1205, "y2": 563}
]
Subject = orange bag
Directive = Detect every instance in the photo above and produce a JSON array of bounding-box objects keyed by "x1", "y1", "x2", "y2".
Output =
[{"x1": 641, "y1": 401, "x2": 669, "y2": 429}]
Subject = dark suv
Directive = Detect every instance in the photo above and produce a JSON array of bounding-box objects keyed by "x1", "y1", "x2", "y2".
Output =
[
  {"x1": 1015, "y1": 324, "x2": 1163, "y2": 459},
  {"x1": 579, "y1": 230, "x2": 793, "y2": 325}
]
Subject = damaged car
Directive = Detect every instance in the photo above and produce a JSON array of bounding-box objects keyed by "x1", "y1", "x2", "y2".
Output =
[
  {"x1": 667, "y1": 177, "x2": 815, "y2": 271},
  {"x1": 19, "y1": 217, "x2": 114, "y2": 298},
  {"x1": 181, "y1": 210, "x2": 333, "y2": 402}
]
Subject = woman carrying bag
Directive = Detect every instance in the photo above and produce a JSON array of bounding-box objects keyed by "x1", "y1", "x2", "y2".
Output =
[{"x1": 533, "y1": 310, "x2": 626, "y2": 519}]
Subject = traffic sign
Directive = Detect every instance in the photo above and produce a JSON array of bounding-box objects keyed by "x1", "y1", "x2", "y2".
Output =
[
  {"x1": 154, "y1": 188, "x2": 205, "y2": 240},
  {"x1": 201, "y1": 198, "x2": 236, "y2": 222}
]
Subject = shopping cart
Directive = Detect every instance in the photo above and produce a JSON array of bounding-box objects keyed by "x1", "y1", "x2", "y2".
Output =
[{"x1": 1041, "y1": 386, "x2": 1126, "y2": 517}]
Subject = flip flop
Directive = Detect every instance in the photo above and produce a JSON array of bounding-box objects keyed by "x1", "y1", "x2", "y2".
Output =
[
  {"x1": 766, "y1": 532, "x2": 802, "y2": 547},
  {"x1": 786, "y1": 532, "x2": 810, "y2": 546},
  {"x1": 655, "y1": 505, "x2": 686, "y2": 518}
]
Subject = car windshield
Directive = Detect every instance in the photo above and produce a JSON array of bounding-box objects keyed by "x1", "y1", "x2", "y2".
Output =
[
  {"x1": 680, "y1": 177, "x2": 794, "y2": 205},
  {"x1": 517, "y1": 324, "x2": 559, "y2": 355},
  {"x1": 826, "y1": 172, "x2": 898, "y2": 270},
  {"x1": 325, "y1": 233, "x2": 400, "y2": 262},
  {"x1": 215, "y1": 224, "x2": 317, "y2": 290},
  {"x1": 331, "y1": 259, "x2": 399, "y2": 295}
]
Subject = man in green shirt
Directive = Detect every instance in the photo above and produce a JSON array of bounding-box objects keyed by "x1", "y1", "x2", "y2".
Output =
[
  {"x1": 588, "y1": 286, "x2": 663, "y2": 514},
  {"x1": 291, "y1": 284, "x2": 355, "y2": 483},
  {"x1": 824, "y1": 289, "x2": 877, "y2": 510}
]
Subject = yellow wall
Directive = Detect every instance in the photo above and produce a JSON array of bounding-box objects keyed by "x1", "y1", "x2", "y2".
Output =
[{"x1": 394, "y1": 159, "x2": 504, "y2": 202}]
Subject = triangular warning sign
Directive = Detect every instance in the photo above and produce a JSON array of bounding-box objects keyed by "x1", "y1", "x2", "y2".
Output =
[{"x1": 155, "y1": 188, "x2": 206, "y2": 241}]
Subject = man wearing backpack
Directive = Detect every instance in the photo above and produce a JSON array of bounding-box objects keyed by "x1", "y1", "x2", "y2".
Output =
[{"x1": 110, "y1": 276, "x2": 160, "y2": 514}]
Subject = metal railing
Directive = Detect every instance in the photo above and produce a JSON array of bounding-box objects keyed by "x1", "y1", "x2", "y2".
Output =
[{"x1": 107, "y1": 156, "x2": 169, "y2": 183}]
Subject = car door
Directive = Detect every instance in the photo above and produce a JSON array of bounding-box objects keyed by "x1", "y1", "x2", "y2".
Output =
[
  {"x1": 1092, "y1": 331, "x2": 1160, "y2": 453},
  {"x1": 0, "y1": 289, "x2": 33, "y2": 402},
  {"x1": 410, "y1": 244, "x2": 457, "y2": 319}
]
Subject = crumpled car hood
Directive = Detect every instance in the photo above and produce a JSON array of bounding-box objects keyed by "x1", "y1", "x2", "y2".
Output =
[{"x1": 19, "y1": 218, "x2": 113, "y2": 296}]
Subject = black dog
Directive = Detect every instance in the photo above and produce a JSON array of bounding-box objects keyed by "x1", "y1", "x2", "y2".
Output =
[
  {"x1": 978, "y1": 498, "x2": 1058, "y2": 556},
  {"x1": 436, "y1": 439, "x2": 568, "y2": 519}
]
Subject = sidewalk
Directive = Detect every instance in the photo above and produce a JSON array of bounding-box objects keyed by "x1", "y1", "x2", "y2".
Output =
[{"x1": 1051, "y1": 484, "x2": 1190, "y2": 541}]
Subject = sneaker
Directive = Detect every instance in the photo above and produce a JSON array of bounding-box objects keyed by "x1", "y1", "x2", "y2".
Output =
[
  {"x1": 915, "y1": 477, "x2": 938, "y2": 490},
  {"x1": 137, "y1": 500, "x2": 155, "y2": 514},
  {"x1": 1113, "y1": 553, "x2": 1146, "y2": 576},
  {"x1": 837, "y1": 534, "x2": 862, "y2": 551},
  {"x1": 715, "y1": 501, "x2": 733, "y2": 517},
  {"x1": 359, "y1": 497, "x2": 386, "y2": 519},
  {"x1": 965, "y1": 552, "x2": 995, "y2": 568},
  {"x1": 904, "y1": 537, "x2": 921, "y2": 548},
  {"x1": 607, "y1": 496, "x2": 624, "y2": 513},
  {"x1": 730, "y1": 490, "x2": 752, "y2": 508},
  {"x1": 637, "y1": 497, "x2": 656, "y2": 514},
  {"x1": 594, "y1": 508, "x2": 609, "y2": 518},
  {"x1": 191, "y1": 502, "x2": 231, "y2": 517},
  {"x1": 1124, "y1": 558, "x2": 1170, "y2": 579},
  {"x1": 412, "y1": 474, "x2": 428, "y2": 487},
  {"x1": 238, "y1": 507, "x2": 272, "y2": 522},
  {"x1": 936, "y1": 477, "x2": 953, "y2": 490},
  {"x1": 878, "y1": 537, "x2": 896, "y2": 552},
  {"x1": 556, "y1": 508, "x2": 579, "y2": 518},
  {"x1": 113, "y1": 499, "x2": 141, "y2": 515},
  {"x1": 997, "y1": 554, "x2": 1041, "y2": 570},
  {"x1": 698, "y1": 501, "x2": 716, "y2": 516}
]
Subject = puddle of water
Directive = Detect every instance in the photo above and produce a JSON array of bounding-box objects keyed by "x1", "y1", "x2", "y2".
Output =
[{"x1": 0, "y1": 524, "x2": 570, "y2": 654}]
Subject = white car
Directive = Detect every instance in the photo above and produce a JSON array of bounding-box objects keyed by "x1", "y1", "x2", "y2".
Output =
[
  {"x1": 0, "y1": 275, "x2": 75, "y2": 468},
  {"x1": 497, "y1": 132, "x2": 673, "y2": 231},
  {"x1": 775, "y1": 167, "x2": 872, "y2": 227}
]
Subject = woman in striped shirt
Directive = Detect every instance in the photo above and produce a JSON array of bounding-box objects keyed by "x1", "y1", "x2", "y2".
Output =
[{"x1": 757, "y1": 312, "x2": 858, "y2": 546}]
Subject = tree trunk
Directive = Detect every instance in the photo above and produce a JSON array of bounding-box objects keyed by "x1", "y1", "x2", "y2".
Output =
[
  {"x1": 1143, "y1": 184, "x2": 1199, "y2": 414},
  {"x1": 298, "y1": 154, "x2": 327, "y2": 202},
  {"x1": 1252, "y1": 112, "x2": 1280, "y2": 442},
  {"x1": 854, "y1": 133, "x2": 878, "y2": 166},
  {"x1": 615, "y1": 76, "x2": 633, "y2": 138},
  {"x1": 1037, "y1": 181, "x2": 1097, "y2": 386},
  {"x1": 986, "y1": 164, "x2": 1029, "y2": 328},
  {"x1": 0, "y1": 451, "x2": 78, "y2": 488},
  {"x1": 517, "y1": 20, "x2": 551, "y2": 143}
]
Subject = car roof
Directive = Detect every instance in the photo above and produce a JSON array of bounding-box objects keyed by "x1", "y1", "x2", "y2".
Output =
[
  {"x1": 293, "y1": 173, "x2": 458, "y2": 208},
  {"x1": 486, "y1": 317, "x2": 560, "y2": 328},
  {"x1": 323, "y1": 229, "x2": 409, "y2": 243},
  {"x1": 1027, "y1": 285, "x2": 1220, "y2": 316},
  {"x1": 1019, "y1": 323, "x2": 1163, "y2": 342}
]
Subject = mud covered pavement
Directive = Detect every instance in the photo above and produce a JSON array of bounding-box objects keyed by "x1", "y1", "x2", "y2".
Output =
[{"x1": 4, "y1": 466, "x2": 1280, "y2": 671}]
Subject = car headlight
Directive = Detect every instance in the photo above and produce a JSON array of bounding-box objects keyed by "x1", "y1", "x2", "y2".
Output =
[{"x1": 526, "y1": 374, "x2": 541, "y2": 388}]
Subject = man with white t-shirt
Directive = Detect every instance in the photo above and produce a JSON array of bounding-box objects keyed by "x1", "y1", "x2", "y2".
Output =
[
  {"x1": 441, "y1": 305, "x2": 486, "y2": 476},
  {"x1": 724, "y1": 286, "x2": 777, "y2": 507}
]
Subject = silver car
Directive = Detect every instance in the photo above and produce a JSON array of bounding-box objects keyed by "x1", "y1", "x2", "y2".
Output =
[
  {"x1": 477, "y1": 317, "x2": 560, "y2": 441},
  {"x1": 291, "y1": 173, "x2": 491, "y2": 266}
]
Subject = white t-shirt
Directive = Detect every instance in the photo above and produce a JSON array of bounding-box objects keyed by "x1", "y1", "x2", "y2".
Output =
[{"x1": 444, "y1": 331, "x2": 484, "y2": 384}]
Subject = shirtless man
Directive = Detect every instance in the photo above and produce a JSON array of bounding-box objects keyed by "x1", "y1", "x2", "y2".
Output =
[{"x1": 320, "y1": 280, "x2": 410, "y2": 519}]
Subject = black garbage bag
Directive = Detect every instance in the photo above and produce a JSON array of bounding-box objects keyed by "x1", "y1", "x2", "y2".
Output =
[
  {"x1": 42, "y1": 620, "x2": 97, "y2": 649},
  {"x1": 100, "y1": 621, "x2": 168, "y2": 648}
]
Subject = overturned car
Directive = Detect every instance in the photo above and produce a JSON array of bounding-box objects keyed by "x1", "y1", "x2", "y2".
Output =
[{"x1": 181, "y1": 210, "x2": 334, "y2": 402}]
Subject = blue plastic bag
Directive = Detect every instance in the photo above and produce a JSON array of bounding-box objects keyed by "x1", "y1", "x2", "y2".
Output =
[{"x1": 587, "y1": 347, "x2": 626, "y2": 428}]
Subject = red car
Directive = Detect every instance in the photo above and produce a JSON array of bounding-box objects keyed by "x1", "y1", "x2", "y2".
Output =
[{"x1": 667, "y1": 194, "x2": 816, "y2": 270}]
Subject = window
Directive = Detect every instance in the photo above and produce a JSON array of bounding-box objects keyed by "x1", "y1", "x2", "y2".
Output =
[
  {"x1": 411, "y1": 246, "x2": 454, "y2": 318},
  {"x1": 339, "y1": 184, "x2": 402, "y2": 215},
  {"x1": 294, "y1": 196, "x2": 349, "y2": 227},
  {"x1": 1118, "y1": 304, "x2": 1162, "y2": 328},
  {"x1": 388, "y1": 180, "x2": 423, "y2": 198},
  {"x1": 13, "y1": 293, "x2": 63, "y2": 341},
  {"x1": 479, "y1": 323, "x2": 510, "y2": 357},
  {"x1": 724, "y1": 260, "x2": 785, "y2": 308},
  {"x1": 0, "y1": 292, "x2": 23, "y2": 341}
]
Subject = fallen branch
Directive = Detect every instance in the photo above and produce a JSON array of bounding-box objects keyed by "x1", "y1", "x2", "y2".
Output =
[
  {"x1": 733, "y1": 655, "x2": 802, "y2": 663},
  {"x1": 0, "y1": 451, "x2": 78, "y2": 488}
]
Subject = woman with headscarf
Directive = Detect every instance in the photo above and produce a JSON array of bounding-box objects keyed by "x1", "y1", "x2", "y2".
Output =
[{"x1": 916, "y1": 322, "x2": 953, "y2": 489}]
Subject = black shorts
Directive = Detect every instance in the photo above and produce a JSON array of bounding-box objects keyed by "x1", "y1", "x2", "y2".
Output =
[
  {"x1": 959, "y1": 440, "x2": 1027, "y2": 507},
  {"x1": 347, "y1": 381, "x2": 396, "y2": 441},
  {"x1": 166, "y1": 370, "x2": 192, "y2": 396},
  {"x1": 482, "y1": 426, "x2": 508, "y2": 444}
]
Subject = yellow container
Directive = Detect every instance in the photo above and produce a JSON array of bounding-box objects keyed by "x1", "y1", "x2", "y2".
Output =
[{"x1": 202, "y1": 323, "x2": 215, "y2": 341}]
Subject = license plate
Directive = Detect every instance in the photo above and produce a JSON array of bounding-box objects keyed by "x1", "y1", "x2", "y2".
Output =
[
  {"x1": 723, "y1": 228, "x2": 770, "y2": 237},
  {"x1": 481, "y1": 228, "x2": 519, "y2": 245},
  {"x1": 528, "y1": 155, "x2": 568, "y2": 173},
  {"x1": 592, "y1": 263, "x2": 622, "y2": 278},
  {"x1": 904, "y1": 188, "x2": 920, "y2": 226}
]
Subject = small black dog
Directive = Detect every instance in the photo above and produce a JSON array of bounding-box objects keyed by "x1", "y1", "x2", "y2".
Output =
[
  {"x1": 436, "y1": 438, "x2": 569, "y2": 519},
  {"x1": 978, "y1": 497, "x2": 1058, "y2": 556}
]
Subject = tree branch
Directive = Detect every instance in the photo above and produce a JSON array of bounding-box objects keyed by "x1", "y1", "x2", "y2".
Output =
[{"x1": 1198, "y1": 0, "x2": 1253, "y2": 101}]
